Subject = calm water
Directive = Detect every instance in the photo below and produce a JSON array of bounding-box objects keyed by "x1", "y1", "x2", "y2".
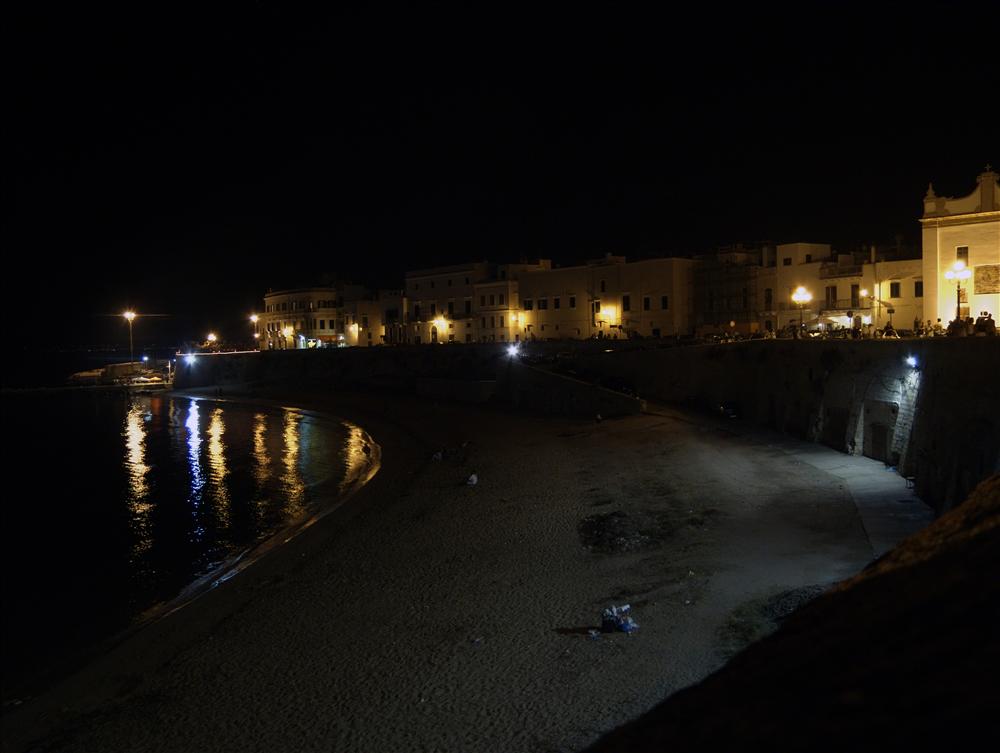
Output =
[{"x1": 0, "y1": 391, "x2": 375, "y2": 695}]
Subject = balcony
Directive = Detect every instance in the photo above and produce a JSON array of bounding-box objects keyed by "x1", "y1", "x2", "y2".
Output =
[
  {"x1": 819, "y1": 263, "x2": 863, "y2": 279},
  {"x1": 820, "y1": 298, "x2": 866, "y2": 312}
]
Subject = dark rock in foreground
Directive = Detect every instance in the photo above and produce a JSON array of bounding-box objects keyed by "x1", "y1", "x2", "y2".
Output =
[{"x1": 586, "y1": 475, "x2": 1000, "y2": 751}]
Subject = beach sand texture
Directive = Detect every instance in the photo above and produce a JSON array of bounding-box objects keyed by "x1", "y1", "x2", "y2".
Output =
[{"x1": 4, "y1": 391, "x2": 902, "y2": 753}]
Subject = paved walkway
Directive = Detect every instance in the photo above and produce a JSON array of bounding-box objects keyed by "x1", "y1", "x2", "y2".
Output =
[{"x1": 645, "y1": 402, "x2": 935, "y2": 559}]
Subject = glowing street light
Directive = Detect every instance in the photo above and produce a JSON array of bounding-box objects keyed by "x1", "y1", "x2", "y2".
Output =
[
  {"x1": 207, "y1": 332, "x2": 218, "y2": 344},
  {"x1": 791, "y1": 286, "x2": 812, "y2": 331},
  {"x1": 250, "y1": 314, "x2": 260, "y2": 349},
  {"x1": 123, "y1": 310, "x2": 137, "y2": 365},
  {"x1": 943, "y1": 260, "x2": 972, "y2": 323}
]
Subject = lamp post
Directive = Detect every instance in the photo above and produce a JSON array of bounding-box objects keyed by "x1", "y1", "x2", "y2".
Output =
[
  {"x1": 123, "y1": 310, "x2": 136, "y2": 365},
  {"x1": 944, "y1": 261, "x2": 972, "y2": 323},
  {"x1": 250, "y1": 314, "x2": 260, "y2": 349},
  {"x1": 791, "y1": 286, "x2": 812, "y2": 334}
]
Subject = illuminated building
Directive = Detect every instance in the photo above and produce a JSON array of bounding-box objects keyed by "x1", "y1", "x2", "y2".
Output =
[
  {"x1": 515, "y1": 255, "x2": 695, "y2": 340},
  {"x1": 260, "y1": 286, "x2": 405, "y2": 349},
  {"x1": 920, "y1": 167, "x2": 1000, "y2": 324},
  {"x1": 404, "y1": 262, "x2": 492, "y2": 344}
]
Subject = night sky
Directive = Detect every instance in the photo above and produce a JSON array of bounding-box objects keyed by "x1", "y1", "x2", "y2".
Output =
[{"x1": 11, "y1": 6, "x2": 997, "y2": 347}]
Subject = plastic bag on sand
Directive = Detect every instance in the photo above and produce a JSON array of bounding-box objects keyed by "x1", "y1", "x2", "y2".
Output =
[
  {"x1": 466, "y1": 473, "x2": 478, "y2": 486},
  {"x1": 602, "y1": 604, "x2": 639, "y2": 633}
]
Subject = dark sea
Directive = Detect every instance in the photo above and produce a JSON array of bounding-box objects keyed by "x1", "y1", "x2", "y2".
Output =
[{"x1": 0, "y1": 389, "x2": 375, "y2": 699}]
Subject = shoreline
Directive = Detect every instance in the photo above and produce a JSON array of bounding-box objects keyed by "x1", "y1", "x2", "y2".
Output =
[
  {"x1": 2, "y1": 388, "x2": 932, "y2": 753},
  {"x1": 1, "y1": 391, "x2": 380, "y2": 710}
]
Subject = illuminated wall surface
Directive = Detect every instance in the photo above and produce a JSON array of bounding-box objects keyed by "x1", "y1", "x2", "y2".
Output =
[
  {"x1": 921, "y1": 168, "x2": 1000, "y2": 323},
  {"x1": 0, "y1": 393, "x2": 374, "y2": 689}
]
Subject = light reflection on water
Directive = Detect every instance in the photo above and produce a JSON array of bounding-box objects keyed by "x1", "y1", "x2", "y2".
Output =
[
  {"x1": 253, "y1": 413, "x2": 270, "y2": 487},
  {"x1": 343, "y1": 424, "x2": 372, "y2": 492},
  {"x1": 186, "y1": 401, "x2": 206, "y2": 542},
  {"x1": 124, "y1": 402, "x2": 152, "y2": 558},
  {"x1": 207, "y1": 407, "x2": 230, "y2": 528},
  {"x1": 4, "y1": 392, "x2": 379, "y2": 692},
  {"x1": 115, "y1": 396, "x2": 373, "y2": 608},
  {"x1": 282, "y1": 411, "x2": 306, "y2": 519}
]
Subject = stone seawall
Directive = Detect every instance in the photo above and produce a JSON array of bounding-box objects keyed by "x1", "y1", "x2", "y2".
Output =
[
  {"x1": 173, "y1": 345, "x2": 643, "y2": 419},
  {"x1": 174, "y1": 340, "x2": 997, "y2": 513},
  {"x1": 572, "y1": 339, "x2": 999, "y2": 514}
]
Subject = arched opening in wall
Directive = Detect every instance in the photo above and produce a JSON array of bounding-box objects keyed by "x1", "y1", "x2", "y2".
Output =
[
  {"x1": 863, "y1": 399, "x2": 899, "y2": 464},
  {"x1": 431, "y1": 326, "x2": 438, "y2": 343}
]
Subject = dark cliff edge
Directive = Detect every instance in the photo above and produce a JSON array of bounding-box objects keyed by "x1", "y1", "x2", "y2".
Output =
[{"x1": 585, "y1": 474, "x2": 1000, "y2": 752}]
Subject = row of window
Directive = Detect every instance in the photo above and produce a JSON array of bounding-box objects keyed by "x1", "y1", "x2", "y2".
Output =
[
  {"x1": 411, "y1": 300, "x2": 474, "y2": 319},
  {"x1": 266, "y1": 316, "x2": 369, "y2": 333},
  {"x1": 523, "y1": 296, "x2": 576, "y2": 311},
  {"x1": 412, "y1": 276, "x2": 472, "y2": 291},
  {"x1": 621, "y1": 295, "x2": 670, "y2": 312},
  {"x1": 264, "y1": 299, "x2": 339, "y2": 313},
  {"x1": 522, "y1": 294, "x2": 670, "y2": 312}
]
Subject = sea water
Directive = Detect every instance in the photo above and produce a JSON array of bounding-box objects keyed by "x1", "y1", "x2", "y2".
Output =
[{"x1": 0, "y1": 390, "x2": 374, "y2": 696}]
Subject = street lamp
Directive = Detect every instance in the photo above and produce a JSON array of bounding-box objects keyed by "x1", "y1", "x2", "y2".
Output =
[
  {"x1": 123, "y1": 311, "x2": 136, "y2": 365},
  {"x1": 791, "y1": 286, "x2": 812, "y2": 333},
  {"x1": 943, "y1": 261, "x2": 972, "y2": 323},
  {"x1": 207, "y1": 332, "x2": 217, "y2": 350}
]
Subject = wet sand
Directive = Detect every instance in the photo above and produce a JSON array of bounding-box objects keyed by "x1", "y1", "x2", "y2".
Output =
[{"x1": 2, "y1": 389, "x2": 916, "y2": 752}]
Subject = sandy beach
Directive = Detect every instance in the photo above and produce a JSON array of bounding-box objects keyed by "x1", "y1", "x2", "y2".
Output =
[{"x1": 2, "y1": 388, "x2": 928, "y2": 753}]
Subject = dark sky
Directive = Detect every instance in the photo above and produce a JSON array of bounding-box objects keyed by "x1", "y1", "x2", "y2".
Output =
[{"x1": 11, "y1": 5, "x2": 997, "y2": 346}]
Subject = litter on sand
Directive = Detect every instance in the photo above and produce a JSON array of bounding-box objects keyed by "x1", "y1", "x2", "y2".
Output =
[
  {"x1": 466, "y1": 473, "x2": 478, "y2": 486},
  {"x1": 601, "y1": 604, "x2": 639, "y2": 633},
  {"x1": 431, "y1": 450, "x2": 443, "y2": 461}
]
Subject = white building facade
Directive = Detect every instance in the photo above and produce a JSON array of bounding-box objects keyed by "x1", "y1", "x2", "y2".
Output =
[{"x1": 920, "y1": 167, "x2": 1000, "y2": 325}]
